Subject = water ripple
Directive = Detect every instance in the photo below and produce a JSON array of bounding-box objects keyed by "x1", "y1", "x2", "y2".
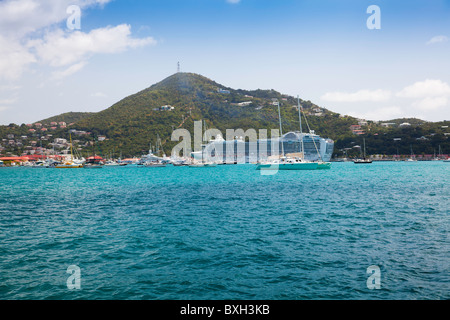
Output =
[{"x1": 0, "y1": 162, "x2": 449, "y2": 300}]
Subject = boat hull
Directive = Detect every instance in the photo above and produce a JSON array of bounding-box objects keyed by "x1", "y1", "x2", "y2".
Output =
[
  {"x1": 55, "y1": 165, "x2": 83, "y2": 169},
  {"x1": 256, "y1": 162, "x2": 319, "y2": 170},
  {"x1": 353, "y1": 160, "x2": 373, "y2": 164},
  {"x1": 317, "y1": 162, "x2": 332, "y2": 170},
  {"x1": 189, "y1": 164, "x2": 217, "y2": 168}
]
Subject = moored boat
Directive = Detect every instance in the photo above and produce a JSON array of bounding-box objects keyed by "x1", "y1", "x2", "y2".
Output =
[
  {"x1": 144, "y1": 161, "x2": 166, "y2": 167},
  {"x1": 55, "y1": 133, "x2": 83, "y2": 169},
  {"x1": 256, "y1": 96, "x2": 329, "y2": 171},
  {"x1": 256, "y1": 157, "x2": 318, "y2": 170},
  {"x1": 353, "y1": 139, "x2": 372, "y2": 164}
]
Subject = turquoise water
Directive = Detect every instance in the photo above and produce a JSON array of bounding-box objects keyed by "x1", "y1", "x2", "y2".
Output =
[{"x1": 0, "y1": 162, "x2": 448, "y2": 300}]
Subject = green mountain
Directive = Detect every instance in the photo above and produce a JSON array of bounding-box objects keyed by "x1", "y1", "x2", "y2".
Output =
[
  {"x1": 72, "y1": 72, "x2": 357, "y2": 156},
  {"x1": 1, "y1": 72, "x2": 449, "y2": 158},
  {"x1": 39, "y1": 112, "x2": 95, "y2": 126}
]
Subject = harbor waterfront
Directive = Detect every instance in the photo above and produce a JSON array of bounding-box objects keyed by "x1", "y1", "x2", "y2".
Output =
[{"x1": 0, "y1": 161, "x2": 448, "y2": 300}]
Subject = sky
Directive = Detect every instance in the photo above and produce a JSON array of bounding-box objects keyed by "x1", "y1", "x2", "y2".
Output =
[{"x1": 0, "y1": 0, "x2": 450, "y2": 125}]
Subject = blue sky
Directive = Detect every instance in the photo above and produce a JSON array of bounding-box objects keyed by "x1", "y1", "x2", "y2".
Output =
[{"x1": 0, "y1": 0, "x2": 449, "y2": 124}]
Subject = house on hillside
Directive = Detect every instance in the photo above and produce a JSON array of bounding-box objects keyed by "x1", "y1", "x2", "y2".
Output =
[
  {"x1": 235, "y1": 101, "x2": 253, "y2": 107},
  {"x1": 350, "y1": 125, "x2": 365, "y2": 135},
  {"x1": 218, "y1": 88, "x2": 231, "y2": 94},
  {"x1": 154, "y1": 105, "x2": 175, "y2": 111},
  {"x1": 358, "y1": 119, "x2": 368, "y2": 126}
]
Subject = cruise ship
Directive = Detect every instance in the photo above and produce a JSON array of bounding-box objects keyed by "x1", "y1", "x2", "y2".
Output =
[{"x1": 191, "y1": 131, "x2": 334, "y2": 164}]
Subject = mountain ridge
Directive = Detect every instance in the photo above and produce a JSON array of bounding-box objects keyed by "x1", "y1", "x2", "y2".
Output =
[{"x1": 1, "y1": 72, "x2": 449, "y2": 158}]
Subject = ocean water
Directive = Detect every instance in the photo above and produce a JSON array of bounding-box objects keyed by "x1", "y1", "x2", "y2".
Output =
[{"x1": 0, "y1": 162, "x2": 448, "y2": 300}]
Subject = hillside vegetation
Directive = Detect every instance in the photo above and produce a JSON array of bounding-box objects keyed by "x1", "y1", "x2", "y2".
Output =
[{"x1": 1, "y1": 73, "x2": 449, "y2": 158}]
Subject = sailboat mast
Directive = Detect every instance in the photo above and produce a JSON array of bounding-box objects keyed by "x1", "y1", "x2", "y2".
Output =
[
  {"x1": 70, "y1": 133, "x2": 74, "y2": 162},
  {"x1": 93, "y1": 137, "x2": 96, "y2": 162},
  {"x1": 298, "y1": 96, "x2": 305, "y2": 159},
  {"x1": 156, "y1": 135, "x2": 160, "y2": 156},
  {"x1": 277, "y1": 101, "x2": 284, "y2": 156},
  {"x1": 363, "y1": 138, "x2": 366, "y2": 159}
]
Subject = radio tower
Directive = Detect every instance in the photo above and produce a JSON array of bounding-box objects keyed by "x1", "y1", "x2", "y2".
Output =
[{"x1": 177, "y1": 62, "x2": 181, "y2": 73}]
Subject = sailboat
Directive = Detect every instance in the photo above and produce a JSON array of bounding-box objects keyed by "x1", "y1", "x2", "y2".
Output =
[
  {"x1": 353, "y1": 138, "x2": 372, "y2": 164},
  {"x1": 55, "y1": 133, "x2": 83, "y2": 168},
  {"x1": 406, "y1": 145, "x2": 418, "y2": 162},
  {"x1": 256, "y1": 97, "x2": 320, "y2": 171},
  {"x1": 189, "y1": 121, "x2": 218, "y2": 168},
  {"x1": 432, "y1": 145, "x2": 443, "y2": 161},
  {"x1": 143, "y1": 135, "x2": 169, "y2": 167},
  {"x1": 298, "y1": 97, "x2": 331, "y2": 170}
]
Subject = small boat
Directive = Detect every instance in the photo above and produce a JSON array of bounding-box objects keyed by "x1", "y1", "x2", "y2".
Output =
[
  {"x1": 353, "y1": 138, "x2": 372, "y2": 164},
  {"x1": 353, "y1": 159, "x2": 373, "y2": 164},
  {"x1": 83, "y1": 137, "x2": 104, "y2": 168},
  {"x1": 256, "y1": 157, "x2": 318, "y2": 170},
  {"x1": 83, "y1": 163, "x2": 103, "y2": 169},
  {"x1": 144, "y1": 161, "x2": 166, "y2": 167},
  {"x1": 189, "y1": 162, "x2": 217, "y2": 168},
  {"x1": 55, "y1": 133, "x2": 84, "y2": 169},
  {"x1": 405, "y1": 145, "x2": 418, "y2": 162},
  {"x1": 55, "y1": 160, "x2": 83, "y2": 169},
  {"x1": 55, "y1": 163, "x2": 84, "y2": 169},
  {"x1": 104, "y1": 160, "x2": 120, "y2": 166}
]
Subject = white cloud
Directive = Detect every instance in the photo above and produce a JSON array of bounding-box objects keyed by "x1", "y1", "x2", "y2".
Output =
[
  {"x1": 348, "y1": 106, "x2": 403, "y2": 121},
  {"x1": 321, "y1": 89, "x2": 391, "y2": 103},
  {"x1": 0, "y1": 0, "x2": 113, "y2": 39},
  {"x1": 396, "y1": 79, "x2": 450, "y2": 98},
  {"x1": 31, "y1": 24, "x2": 156, "y2": 68},
  {"x1": 426, "y1": 35, "x2": 449, "y2": 45},
  {"x1": 227, "y1": 0, "x2": 241, "y2": 4},
  {"x1": 51, "y1": 61, "x2": 87, "y2": 80},
  {"x1": 396, "y1": 79, "x2": 450, "y2": 113},
  {"x1": 0, "y1": 0, "x2": 154, "y2": 81},
  {"x1": 0, "y1": 35, "x2": 36, "y2": 80},
  {"x1": 412, "y1": 96, "x2": 448, "y2": 111},
  {"x1": 0, "y1": 106, "x2": 11, "y2": 112}
]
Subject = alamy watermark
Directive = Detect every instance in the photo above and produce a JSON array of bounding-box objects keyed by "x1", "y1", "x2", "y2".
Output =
[
  {"x1": 171, "y1": 121, "x2": 282, "y2": 175},
  {"x1": 66, "y1": 265, "x2": 81, "y2": 290},
  {"x1": 67, "y1": 5, "x2": 81, "y2": 30},
  {"x1": 367, "y1": 5, "x2": 381, "y2": 30},
  {"x1": 367, "y1": 265, "x2": 381, "y2": 290}
]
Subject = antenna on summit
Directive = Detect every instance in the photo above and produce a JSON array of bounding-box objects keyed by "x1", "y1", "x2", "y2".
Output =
[{"x1": 177, "y1": 62, "x2": 181, "y2": 73}]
